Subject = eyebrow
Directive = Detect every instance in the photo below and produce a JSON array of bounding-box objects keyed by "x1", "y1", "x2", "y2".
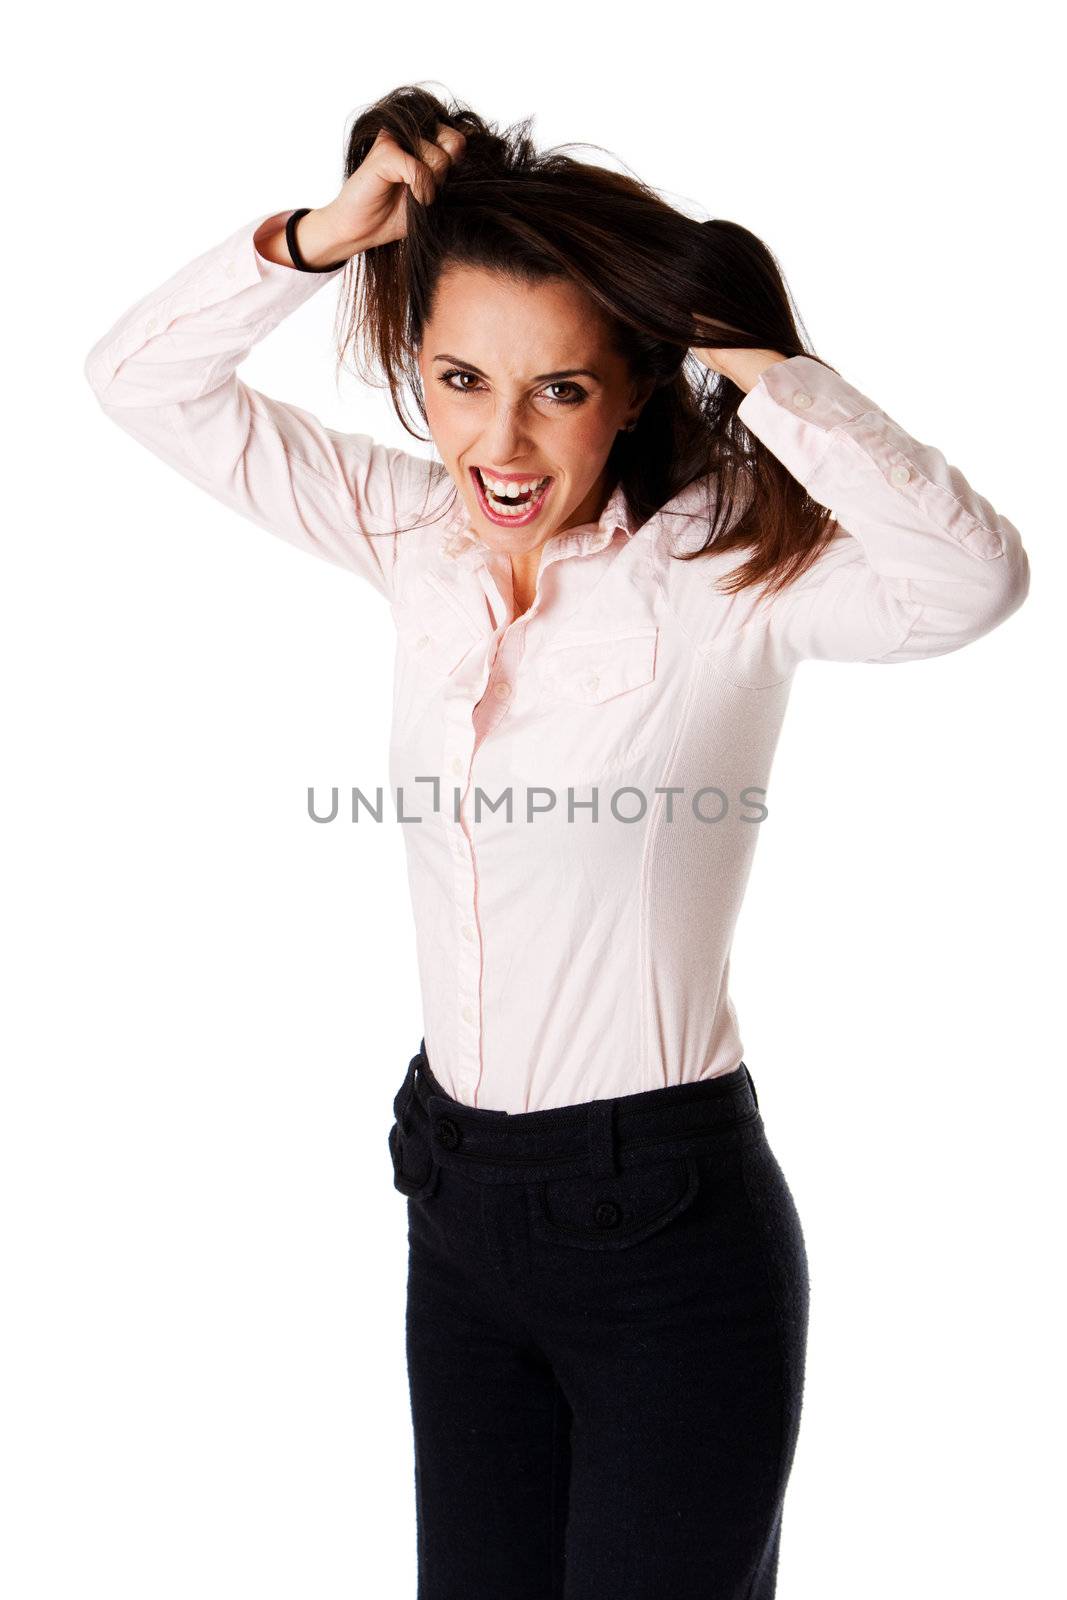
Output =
[{"x1": 432, "y1": 353, "x2": 602, "y2": 384}]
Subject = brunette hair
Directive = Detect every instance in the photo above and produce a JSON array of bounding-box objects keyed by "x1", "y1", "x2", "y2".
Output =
[{"x1": 332, "y1": 82, "x2": 840, "y2": 601}]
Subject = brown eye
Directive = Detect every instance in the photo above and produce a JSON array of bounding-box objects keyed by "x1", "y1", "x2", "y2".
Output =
[
  {"x1": 541, "y1": 383, "x2": 585, "y2": 406},
  {"x1": 438, "y1": 368, "x2": 483, "y2": 394},
  {"x1": 435, "y1": 369, "x2": 587, "y2": 407}
]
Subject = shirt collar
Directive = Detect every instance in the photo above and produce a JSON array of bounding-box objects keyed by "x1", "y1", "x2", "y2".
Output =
[{"x1": 439, "y1": 476, "x2": 636, "y2": 569}]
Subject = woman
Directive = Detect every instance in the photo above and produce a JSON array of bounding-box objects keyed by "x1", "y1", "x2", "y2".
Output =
[{"x1": 84, "y1": 84, "x2": 1029, "y2": 1600}]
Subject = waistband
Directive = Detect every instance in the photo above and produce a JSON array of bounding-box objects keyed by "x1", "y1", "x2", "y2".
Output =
[{"x1": 391, "y1": 1038, "x2": 765, "y2": 1187}]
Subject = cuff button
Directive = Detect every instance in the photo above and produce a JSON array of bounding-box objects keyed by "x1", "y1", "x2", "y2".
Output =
[
  {"x1": 791, "y1": 391, "x2": 813, "y2": 409},
  {"x1": 889, "y1": 464, "x2": 911, "y2": 486}
]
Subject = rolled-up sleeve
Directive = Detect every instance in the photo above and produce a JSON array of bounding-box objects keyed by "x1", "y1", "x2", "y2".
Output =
[
  {"x1": 735, "y1": 354, "x2": 1031, "y2": 669},
  {"x1": 83, "y1": 208, "x2": 428, "y2": 601}
]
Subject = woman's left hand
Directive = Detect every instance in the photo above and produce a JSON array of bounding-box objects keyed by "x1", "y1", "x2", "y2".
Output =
[{"x1": 689, "y1": 337, "x2": 791, "y2": 396}]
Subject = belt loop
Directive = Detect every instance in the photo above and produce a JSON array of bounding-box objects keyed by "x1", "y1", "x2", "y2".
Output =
[
  {"x1": 397, "y1": 1049, "x2": 420, "y2": 1130},
  {"x1": 742, "y1": 1062, "x2": 759, "y2": 1111},
  {"x1": 588, "y1": 1100, "x2": 618, "y2": 1179}
]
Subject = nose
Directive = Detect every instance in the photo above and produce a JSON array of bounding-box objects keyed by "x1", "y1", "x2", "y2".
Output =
[{"x1": 480, "y1": 402, "x2": 533, "y2": 465}]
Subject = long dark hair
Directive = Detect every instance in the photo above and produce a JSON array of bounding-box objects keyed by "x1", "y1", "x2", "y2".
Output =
[{"x1": 332, "y1": 82, "x2": 839, "y2": 602}]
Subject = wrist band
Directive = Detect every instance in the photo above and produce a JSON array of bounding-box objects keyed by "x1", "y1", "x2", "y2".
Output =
[{"x1": 284, "y1": 208, "x2": 348, "y2": 273}]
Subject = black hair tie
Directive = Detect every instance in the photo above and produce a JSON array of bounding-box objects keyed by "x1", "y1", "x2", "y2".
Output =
[{"x1": 284, "y1": 208, "x2": 349, "y2": 273}]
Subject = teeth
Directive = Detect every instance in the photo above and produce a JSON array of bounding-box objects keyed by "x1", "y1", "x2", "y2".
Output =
[{"x1": 478, "y1": 470, "x2": 550, "y2": 499}]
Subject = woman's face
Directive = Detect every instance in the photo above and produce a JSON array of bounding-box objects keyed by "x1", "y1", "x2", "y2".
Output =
[{"x1": 418, "y1": 264, "x2": 650, "y2": 563}]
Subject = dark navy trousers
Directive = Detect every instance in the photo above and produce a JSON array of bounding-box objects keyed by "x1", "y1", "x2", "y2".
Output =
[{"x1": 388, "y1": 1041, "x2": 810, "y2": 1599}]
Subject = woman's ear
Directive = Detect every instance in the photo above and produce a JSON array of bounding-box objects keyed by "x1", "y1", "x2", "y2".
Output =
[{"x1": 625, "y1": 376, "x2": 657, "y2": 425}]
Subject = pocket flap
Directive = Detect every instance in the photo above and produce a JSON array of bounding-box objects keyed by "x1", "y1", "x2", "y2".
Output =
[
  {"x1": 392, "y1": 573, "x2": 484, "y2": 678},
  {"x1": 529, "y1": 1150, "x2": 700, "y2": 1251},
  {"x1": 538, "y1": 626, "x2": 658, "y2": 704}
]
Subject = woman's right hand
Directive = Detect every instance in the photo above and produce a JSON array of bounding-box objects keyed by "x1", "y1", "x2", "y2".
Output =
[{"x1": 316, "y1": 123, "x2": 466, "y2": 258}]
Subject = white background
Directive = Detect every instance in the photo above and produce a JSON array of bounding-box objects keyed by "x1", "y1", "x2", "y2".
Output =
[{"x1": 4, "y1": 2, "x2": 1061, "y2": 1595}]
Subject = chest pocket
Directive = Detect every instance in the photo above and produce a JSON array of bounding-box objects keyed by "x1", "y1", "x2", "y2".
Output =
[
  {"x1": 392, "y1": 572, "x2": 485, "y2": 690},
  {"x1": 515, "y1": 624, "x2": 660, "y2": 790},
  {"x1": 537, "y1": 625, "x2": 658, "y2": 704}
]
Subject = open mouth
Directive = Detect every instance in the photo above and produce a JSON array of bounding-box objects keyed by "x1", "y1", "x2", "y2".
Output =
[{"x1": 470, "y1": 467, "x2": 554, "y2": 526}]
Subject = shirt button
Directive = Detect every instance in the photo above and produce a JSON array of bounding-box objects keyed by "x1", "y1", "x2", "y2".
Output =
[
  {"x1": 416, "y1": 634, "x2": 431, "y2": 650},
  {"x1": 582, "y1": 672, "x2": 600, "y2": 693},
  {"x1": 461, "y1": 1004, "x2": 476, "y2": 1024},
  {"x1": 224, "y1": 261, "x2": 236, "y2": 278},
  {"x1": 450, "y1": 756, "x2": 464, "y2": 776},
  {"x1": 493, "y1": 681, "x2": 511, "y2": 700},
  {"x1": 461, "y1": 924, "x2": 476, "y2": 941},
  {"x1": 889, "y1": 463, "x2": 911, "y2": 486},
  {"x1": 145, "y1": 319, "x2": 158, "y2": 335},
  {"x1": 791, "y1": 391, "x2": 813, "y2": 409}
]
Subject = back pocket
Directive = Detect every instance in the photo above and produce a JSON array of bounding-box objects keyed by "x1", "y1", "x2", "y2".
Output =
[{"x1": 527, "y1": 1150, "x2": 700, "y2": 1252}]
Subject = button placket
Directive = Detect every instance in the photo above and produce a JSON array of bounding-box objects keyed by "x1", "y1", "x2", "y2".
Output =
[
  {"x1": 451, "y1": 792, "x2": 482, "y2": 1095},
  {"x1": 474, "y1": 620, "x2": 525, "y2": 744},
  {"x1": 445, "y1": 797, "x2": 482, "y2": 1096},
  {"x1": 440, "y1": 656, "x2": 490, "y2": 1101},
  {"x1": 419, "y1": 513, "x2": 631, "y2": 1106}
]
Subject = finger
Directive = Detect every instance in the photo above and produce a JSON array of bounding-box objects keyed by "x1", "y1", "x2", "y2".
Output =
[
  {"x1": 434, "y1": 123, "x2": 467, "y2": 162},
  {"x1": 416, "y1": 134, "x2": 453, "y2": 185},
  {"x1": 380, "y1": 148, "x2": 435, "y2": 205},
  {"x1": 375, "y1": 128, "x2": 457, "y2": 203}
]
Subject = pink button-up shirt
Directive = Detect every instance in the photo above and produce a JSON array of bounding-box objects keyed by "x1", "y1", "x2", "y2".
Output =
[{"x1": 85, "y1": 208, "x2": 1030, "y2": 1112}]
